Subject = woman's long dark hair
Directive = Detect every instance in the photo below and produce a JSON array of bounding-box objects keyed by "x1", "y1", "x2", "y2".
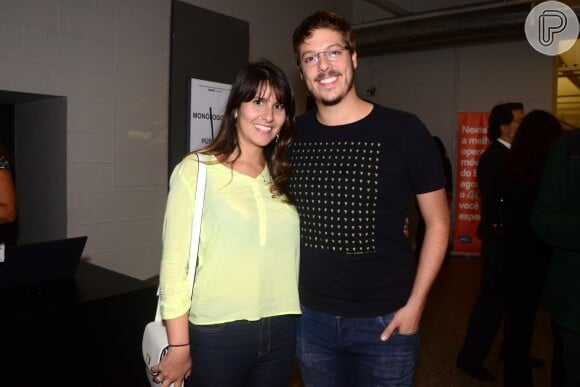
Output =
[
  {"x1": 200, "y1": 59, "x2": 296, "y2": 201},
  {"x1": 506, "y1": 109, "x2": 563, "y2": 184}
]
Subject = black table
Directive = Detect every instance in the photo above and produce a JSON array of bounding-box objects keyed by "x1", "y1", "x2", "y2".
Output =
[{"x1": 0, "y1": 262, "x2": 157, "y2": 386}]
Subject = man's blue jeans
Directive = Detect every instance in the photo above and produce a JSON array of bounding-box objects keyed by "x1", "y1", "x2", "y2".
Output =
[
  {"x1": 296, "y1": 305, "x2": 419, "y2": 387},
  {"x1": 186, "y1": 315, "x2": 297, "y2": 387}
]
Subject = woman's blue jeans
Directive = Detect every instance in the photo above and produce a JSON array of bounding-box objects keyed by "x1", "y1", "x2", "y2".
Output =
[
  {"x1": 296, "y1": 305, "x2": 419, "y2": 387},
  {"x1": 186, "y1": 315, "x2": 297, "y2": 387}
]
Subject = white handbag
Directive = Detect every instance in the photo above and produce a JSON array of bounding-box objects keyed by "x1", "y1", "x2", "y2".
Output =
[{"x1": 142, "y1": 154, "x2": 207, "y2": 387}]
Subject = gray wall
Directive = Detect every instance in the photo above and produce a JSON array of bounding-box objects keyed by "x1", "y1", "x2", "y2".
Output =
[
  {"x1": 357, "y1": 42, "x2": 554, "y2": 163},
  {"x1": 0, "y1": 0, "x2": 340, "y2": 279},
  {"x1": 355, "y1": 41, "x2": 554, "y2": 231},
  {"x1": 0, "y1": 0, "x2": 172, "y2": 279}
]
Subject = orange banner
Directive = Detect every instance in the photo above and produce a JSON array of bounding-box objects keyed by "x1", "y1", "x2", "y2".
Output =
[{"x1": 452, "y1": 112, "x2": 490, "y2": 255}]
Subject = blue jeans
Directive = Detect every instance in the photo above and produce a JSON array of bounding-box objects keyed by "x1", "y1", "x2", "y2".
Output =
[
  {"x1": 186, "y1": 315, "x2": 297, "y2": 387},
  {"x1": 296, "y1": 305, "x2": 419, "y2": 387}
]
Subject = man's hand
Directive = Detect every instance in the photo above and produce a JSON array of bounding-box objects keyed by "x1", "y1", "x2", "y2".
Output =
[{"x1": 380, "y1": 303, "x2": 421, "y2": 341}]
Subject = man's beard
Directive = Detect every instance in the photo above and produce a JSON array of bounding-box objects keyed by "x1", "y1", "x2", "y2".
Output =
[{"x1": 314, "y1": 70, "x2": 355, "y2": 107}]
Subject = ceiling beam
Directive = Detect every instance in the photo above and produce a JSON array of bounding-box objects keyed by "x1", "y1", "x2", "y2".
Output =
[
  {"x1": 353, "y1": 1, "x2": 542, "y2": 57},
  {"x1": 363, "y1": 0, "x2": 412, "y2": 16}
]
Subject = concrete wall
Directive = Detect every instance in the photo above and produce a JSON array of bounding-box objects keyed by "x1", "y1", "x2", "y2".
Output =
[
  {"x1": 0, "y1": 0, "x2": 171, "y2": 279},
  {"x1": 0, "y1": 0, "x2": 340, "y2": 279}
]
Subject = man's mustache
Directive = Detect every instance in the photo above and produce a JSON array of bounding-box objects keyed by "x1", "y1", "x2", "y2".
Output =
[{"x1": 315, "y1": 70, "x2": 341, "y2": 82}]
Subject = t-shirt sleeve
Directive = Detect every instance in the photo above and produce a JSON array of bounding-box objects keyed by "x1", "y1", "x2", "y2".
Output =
[{"x1": 406, "y1": 116, "x2": 446, "y2": 194}]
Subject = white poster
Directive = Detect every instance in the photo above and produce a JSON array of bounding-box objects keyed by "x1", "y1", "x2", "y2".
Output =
[{"x1": 189, "y1": 78, "x2": 232, "y2": 151}]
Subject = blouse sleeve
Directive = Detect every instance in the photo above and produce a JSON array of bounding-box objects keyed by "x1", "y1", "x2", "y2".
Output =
[{"x1": 159, "y1": 155, "x2": 200, "y2": 319}]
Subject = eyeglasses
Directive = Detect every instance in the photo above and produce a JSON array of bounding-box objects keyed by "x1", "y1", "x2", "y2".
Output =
[{"x1": 300, "y1": 46, "x2": 348, "y2": 67}]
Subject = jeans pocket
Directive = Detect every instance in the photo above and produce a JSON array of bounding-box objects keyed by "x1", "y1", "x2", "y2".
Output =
[
  {"x1": 376, "y1": 312, "x2": 419, "y2": 335},
  {"x1": 376, "y1": 311, "x2": 396, "y2": 329}
]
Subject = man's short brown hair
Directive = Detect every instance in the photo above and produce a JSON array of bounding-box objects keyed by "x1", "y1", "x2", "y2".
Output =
[{"x1": 292, "y1": 11, "x2": 356, "y2": 66}]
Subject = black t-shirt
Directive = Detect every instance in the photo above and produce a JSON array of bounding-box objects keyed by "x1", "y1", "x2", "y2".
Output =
[{"x1": 289, "y1": 104, "x2": 445, "y2": 316}]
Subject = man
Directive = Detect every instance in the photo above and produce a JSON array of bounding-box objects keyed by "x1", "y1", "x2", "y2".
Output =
[
  {"x1": 456, "y1": 102, "x2": 525, "y2": 382},
  {"x1": 289, "y1": 11, "x2": 449, "y2": 386},
  {"x1": 532, "y1": 129, "x2": 580, "y2": 387}
]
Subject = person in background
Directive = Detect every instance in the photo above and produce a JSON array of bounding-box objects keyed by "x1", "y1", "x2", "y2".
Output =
[
  {"x1": 501, "y1": 110, "x2": 562, "y2": 386},
  {"x1": 152, "y1": 60, "x2": 300, "y2": 387},
  {"x1": 532, "y1": 128, "x2": 580, "y2": 387},
  {"x1": 290, "y1": 11, "x2": 449, "y2": 386},
  {"x1": 0, "y1": 148, "x2": 17, "y2": 245},
  {"x1": 456, "y1": 102, "x2": 526, "y2": 382}
]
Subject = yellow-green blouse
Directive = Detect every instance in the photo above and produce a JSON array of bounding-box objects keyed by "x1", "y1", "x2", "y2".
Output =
[{"x1": 159, "y1": 154, "x2": 300, "y2": 324}]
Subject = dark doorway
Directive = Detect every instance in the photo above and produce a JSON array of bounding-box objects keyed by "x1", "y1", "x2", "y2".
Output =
[
  {"x1": 168, "y1": 0, "x2": 249, "y2": 173},
  {"x1": 0, "y1": 90, "x2": 67, "y2": 244}
]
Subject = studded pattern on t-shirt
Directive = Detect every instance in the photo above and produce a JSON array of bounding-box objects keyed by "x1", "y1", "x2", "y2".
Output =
[{"x1": 290, "y1": 140, "x2": 381, "y2": 255}]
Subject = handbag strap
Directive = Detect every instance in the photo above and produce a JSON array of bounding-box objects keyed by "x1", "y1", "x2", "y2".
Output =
[{"x1": 154, "y1": 153, "x2": 207, "y2": 322}]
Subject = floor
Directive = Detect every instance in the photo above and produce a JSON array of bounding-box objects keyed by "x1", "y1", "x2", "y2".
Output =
[{"x1": 289, "y1": 257, "x2": 553, "y2": 387}]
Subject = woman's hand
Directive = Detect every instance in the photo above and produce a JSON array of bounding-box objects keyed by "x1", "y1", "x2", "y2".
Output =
[
  {"x1": 151, "y1": 314, "x2": 192, "y2": 386},
  {"x1": 150, "y1": 345, "x2": 192, "y2": 386}
]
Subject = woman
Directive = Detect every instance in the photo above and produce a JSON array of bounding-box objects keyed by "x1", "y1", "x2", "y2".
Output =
[
  {"x1": 152, "y1": 60, "x2": 299, "y2": 387},
  {"x1": 501, "y1": 110, "x2": 563, "y2": 386},
  {"x1": 532, "y1": 128, "x2": 580, "y2": 387},
  {"x1": 0, "y1": 149, "x2": 17, "y2": 245}
]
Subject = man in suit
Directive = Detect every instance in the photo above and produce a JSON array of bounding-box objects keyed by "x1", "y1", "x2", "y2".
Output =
[{"x1": 456, "y1": 102, "x2": 525, "y2": 382}]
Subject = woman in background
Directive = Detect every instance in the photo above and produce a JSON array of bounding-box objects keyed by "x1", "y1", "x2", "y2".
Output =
[
  {"x1": 501, "y1": 110, "x2": 563, "y2": 386},
  {"x1": 532, "y1": 127, "x2": 580, "y2": 387},
  {"x1": 0, "y1": 148, "x2": 17, "y2": 245},
  {"x1": 152, "y1": 60, "x2": 300, "y2": 387}
]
